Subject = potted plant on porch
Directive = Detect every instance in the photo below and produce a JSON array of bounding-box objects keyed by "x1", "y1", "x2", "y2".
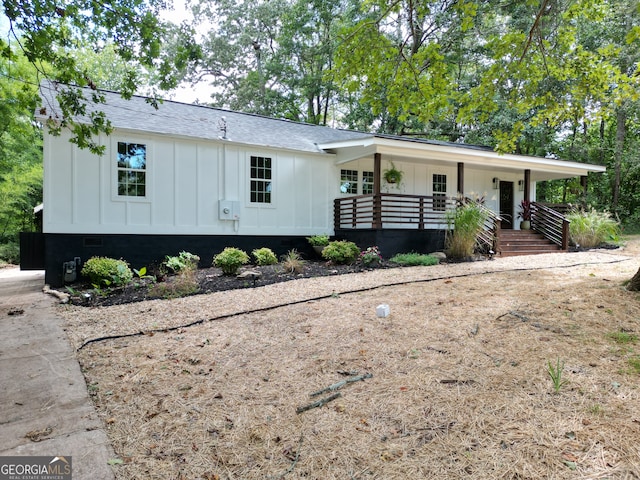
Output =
[
  {"x1": 518, "y1": 200, "x2": 531, "y2": 230},
  {"x1": 383, "y1": 161, "x2": 403, "y2": 187}
]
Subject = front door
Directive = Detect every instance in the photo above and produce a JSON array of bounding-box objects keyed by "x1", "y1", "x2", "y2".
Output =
[{"x1": 499, "y1": 181, "x2": 514, "y2": 229}]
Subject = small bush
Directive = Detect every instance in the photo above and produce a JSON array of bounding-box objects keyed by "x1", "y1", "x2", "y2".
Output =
[
  {"x1": 389, "y1": 253, "x2": 439, "y2": 266},
  {"x1": 148, "y1": 268, "x2": 199, "y2": 299},
  {"x1": 306, "y1": 235, "x2": 330, "y2": 247},
  {"x1": 164, "y1": 251, "x2": 200, "y2": 273},
  {"x1": 281, "y1": 249, "x2": 305, "y2": 273},
  {"x1": 213, "y1": 247, "x2": 250, "y2": 275},
  {"x1": 252, "y1": 247, "x2": 278, "y2": 266},
  {"x1": 567, "y1": 208, "x2": 620, "y2": 248},
  {"x1": 0, "y1": 242, "x2": 20, "y2": 264},
  {"x1": 81, "y1": 256, "x2": 133, "y2": 287},
  {"x1": 360, "y1": 246, "x2": 383, "y2": 266},
  {"x1": 322, "y1": 240, "x2": 360, "y2": 264}
]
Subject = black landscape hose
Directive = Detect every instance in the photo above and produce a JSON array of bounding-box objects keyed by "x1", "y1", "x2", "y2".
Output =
[{"x1": 77, "y1": 257, "x2": 629, "y2": 351}]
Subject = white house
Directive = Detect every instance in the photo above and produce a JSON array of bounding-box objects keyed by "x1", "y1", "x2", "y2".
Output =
[{"x1": 32, "y1": 81, "x2": 605, "y2": 286}]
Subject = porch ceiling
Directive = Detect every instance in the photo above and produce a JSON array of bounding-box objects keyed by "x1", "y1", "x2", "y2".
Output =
[{"x1": 318, "y1": 136, "x2": 606, "y2": 181}]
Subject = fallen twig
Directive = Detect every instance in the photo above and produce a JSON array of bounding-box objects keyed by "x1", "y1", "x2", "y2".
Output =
[
  {"x1": 296, "y1": 393, "x2": 341, "y2": 414},
  {"x1": 310, "y1": 373, "x2": 373, "y2": 397},
  {"x1": 439, "y1": 379, "x2": 476, "y2": 385}
]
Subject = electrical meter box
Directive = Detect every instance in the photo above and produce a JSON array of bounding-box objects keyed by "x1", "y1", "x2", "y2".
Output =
[{"x1": 218, "y1": 200, "x2": 240, "y2": 221}]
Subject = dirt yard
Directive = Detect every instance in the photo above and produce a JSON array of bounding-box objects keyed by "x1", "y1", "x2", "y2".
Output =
[{"x1": 59, "y1": 239, "x2": 640, "y2": 479}]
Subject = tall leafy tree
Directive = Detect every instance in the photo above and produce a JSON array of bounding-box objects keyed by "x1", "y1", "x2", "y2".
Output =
[
  {"x1": 0, "y1": 45, "x2": 42, "y2": 258},
  {"x1": 1, "y1": 0, "x2": 176, "y2": 153},
  {"x1": 178, "y1": 0, "x2": 355, "y2": 124}
]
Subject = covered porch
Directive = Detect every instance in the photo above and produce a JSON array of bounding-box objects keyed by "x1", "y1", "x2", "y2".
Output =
[{"x1": 319, "y1": 136, "x2": 606, "y2": 256}]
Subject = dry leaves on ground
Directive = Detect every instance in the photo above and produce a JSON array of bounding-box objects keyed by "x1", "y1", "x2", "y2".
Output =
[{"x1": 59, "y1": 240, "x2": 640, "y2": 479}]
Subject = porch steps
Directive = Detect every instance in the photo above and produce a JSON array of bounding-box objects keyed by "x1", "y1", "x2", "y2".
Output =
[{"x1": 498, "y1": 229, "x2": 562, "y2": 257}]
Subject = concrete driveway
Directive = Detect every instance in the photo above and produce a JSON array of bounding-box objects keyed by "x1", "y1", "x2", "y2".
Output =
[{"x1": 0, "y1": 267, "x2": 115, "y2": 479}]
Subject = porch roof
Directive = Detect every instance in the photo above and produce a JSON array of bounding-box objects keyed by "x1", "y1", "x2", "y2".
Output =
[{"x1": 317, "y1": 135, "x2": 606, "y2": 181}]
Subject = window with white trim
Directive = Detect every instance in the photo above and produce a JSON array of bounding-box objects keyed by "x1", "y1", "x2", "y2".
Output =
[
  {"x1": 340, "y1": 169, "x2": 358, "y2": 194},
  {"x1": 250, "y1": 156, "x2": 272, "y2": 203},
  {"x1": 433, "y1": 174, "x2": 447, "y2": 211},
  {"x1": 117, "y1": 142, "x2": 146, "y2": 197},
  {"x1": 362, "y1": 171, "x2": 374, "y2": 194}
]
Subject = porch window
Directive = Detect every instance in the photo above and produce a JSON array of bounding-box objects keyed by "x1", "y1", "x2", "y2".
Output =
[
  {"x1": 117, "y1": 142, "x2": 146, "y2": 197},
  {"x1": 362, "y1": 171, "x2": 374, "y2": 194},
  {"x1": 250, "y1": 155, "x2": 272, "y2": 203},
  {"x1": 340, "y1": 169, "x2": 358, "y2": 194},
  {"x1": 433, "y1": 174, "x2": 447, "y2": 211}
]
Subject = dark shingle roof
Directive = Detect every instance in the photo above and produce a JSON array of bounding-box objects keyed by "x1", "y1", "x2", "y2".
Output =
[{"x1": 37, "y1": 81, "x2": 371, "y2": 153}]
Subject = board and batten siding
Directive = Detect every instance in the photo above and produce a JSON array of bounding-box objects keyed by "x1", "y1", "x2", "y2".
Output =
[{"x1": 43, "y1": 129, "x2": 338, "y2": 236}]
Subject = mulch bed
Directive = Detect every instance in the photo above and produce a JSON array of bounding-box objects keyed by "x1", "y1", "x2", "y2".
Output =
[{"x1": 67, "y1": 260, "x2": 399, "y2": 307}]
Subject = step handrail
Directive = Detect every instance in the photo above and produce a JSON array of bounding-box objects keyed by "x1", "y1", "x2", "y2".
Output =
[{"x1": 531, "y1": 202, "x2": 570, "y2": 250}]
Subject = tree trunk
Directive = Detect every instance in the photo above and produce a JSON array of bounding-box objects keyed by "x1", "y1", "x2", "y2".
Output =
[
  {"x1": 628, "y1": 266, "x2": 640, "y2": 291},
  {"x1": 612, "y1": 106, "x2": 626, "y2": 210}
]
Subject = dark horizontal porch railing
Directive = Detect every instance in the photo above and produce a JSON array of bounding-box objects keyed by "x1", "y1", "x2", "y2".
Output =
[
  {"x1": 334, "y1": 193, "x2": 456, "y2": 230},
  {"x1": 531, "y1": 202, "x2": 570, "y2": 250}
]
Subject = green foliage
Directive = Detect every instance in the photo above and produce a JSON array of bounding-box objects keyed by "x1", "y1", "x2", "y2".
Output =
[
  {"x1": 321, "y1": 240, "x2": 360, "y2": 264},
  {"x1": 164, "y1": 251, "x2": 200, "y2": 273},
  {"x1": 627, "y1": 357, "x2": 640, "y2": 375},
  {"x1": 281, "y1": 249, "x2": 305, "y2": 274},
  {"x1": 445, "y1": 201, "x2": 489, "y2": 259},
  {"x1": 81, "y1": 257, "x2": 133, "y2": 287},
  {"x1": 360, "y1": 246, "x2": 383, "y2": 266},
  {"x1": 213, "y1": 247, "x2": 250, "y2": 275},
  {"x1": 306, "y1": 235, "x2": 330, "y2": 247},
  {"x1": 547, "y1": 358, "x2": 569, "y2": 394},
  {"x1": 0, "y1": 47, "x2": 43, "y2": 249},
  {"x1": 607, "y1": 331, "x2": 638, "y2": 345},
  {"x1": 252, "y1": 247, "x2": 278, "y2": 266},
  {"x1": 0, "y1": 242, "x2": 20, "y2": 264},
  {"x1": 179, "y1": 0, "x2": 342, "y2": 123},
  {"x1": 567, "y1": 208, "x2": 621, "y2": 248},
  {"x1": 389, "y1": 253, "x2": 439, "y2": 267},
  {"x1": 2, "y1": 0, "x2": 176, "y2": 153}
]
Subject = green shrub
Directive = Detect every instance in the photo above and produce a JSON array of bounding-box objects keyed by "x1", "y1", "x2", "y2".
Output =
[
  {"x1": 252, "y1": 247, "x2": 278, "y2": 266},
  {"x1": 81, "y1": 256, "x2": 133, "y2": 287},
  {"x1": 567, "y1": 208, "x2": 620, "y2": 248},
  {"x1": 389, "y1": 252, "x2": 439, "y2": 266},
  {"x1": 164, "y1": 251, "x2": 200, "y2": 273},
  {"x1": 281, "y1": 249, "x2": 305, "y2": 273},
  {"x1": 445, "y1": 201, "x2": 488, "y2": 259},
  {"x1": 322, "y1": 240, "x2": 360, "y2": 264},
  {"x1": 306, "y1": 235, "x2": 330, "y2": 247},
  {"x1": 0, "y1": 242, "x2": 20, "y2": 264},
  {"x1": 213, "y1": 247, "x2": 250, "y2": 275}
]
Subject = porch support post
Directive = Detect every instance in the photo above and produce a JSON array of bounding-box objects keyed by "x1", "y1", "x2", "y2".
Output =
[
  {"x1": 524, "y1": 169, "x2": 531, "y2": 201},
  {"x1": 457, "y1": 162, "x2": 464, "y2": 195},
  {"x1": 373, "y1": 152, "x2": 382, "y2": 229},
  {"x1": 374, "y1": 153, "x2": 381, "y2": 194}
]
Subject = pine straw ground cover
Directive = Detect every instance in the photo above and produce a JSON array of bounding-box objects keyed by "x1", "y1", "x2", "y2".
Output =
[{"x1": 58, "y1": 240, "x2": 640, "y2": 480}]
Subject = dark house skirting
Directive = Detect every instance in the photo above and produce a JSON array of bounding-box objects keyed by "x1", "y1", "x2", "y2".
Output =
[
  {"x1": 43, "y1": 233, "x2": 311, "y2": 287},
  {"x1": 43, "y1": 230, "x2": 447, "y2": 287},
  {"x1": 334, "y1": 228, "x2": 446, "y2": 259}
]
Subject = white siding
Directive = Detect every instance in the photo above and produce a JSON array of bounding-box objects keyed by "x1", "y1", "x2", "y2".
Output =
[{"x1": 43, "y1": 129, "x2": 338, "y2": 236}]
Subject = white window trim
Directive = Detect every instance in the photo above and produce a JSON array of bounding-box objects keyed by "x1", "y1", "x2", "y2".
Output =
[
  {"x1": 247, "y1": 153, "x2": 275, "y2": 208},
  {"x1": 111, "y1": 138, "x2": 152, "y2": 203}
]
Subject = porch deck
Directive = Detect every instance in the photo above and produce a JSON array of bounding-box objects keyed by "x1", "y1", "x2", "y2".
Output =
[{"x1": 334, "y1": 194, "x2": 570, "y2": 257}]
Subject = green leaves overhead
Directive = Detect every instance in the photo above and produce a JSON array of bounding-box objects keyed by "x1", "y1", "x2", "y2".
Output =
[{"x1": 2, "y1": 0, "x2": 173, "y2": 153}]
